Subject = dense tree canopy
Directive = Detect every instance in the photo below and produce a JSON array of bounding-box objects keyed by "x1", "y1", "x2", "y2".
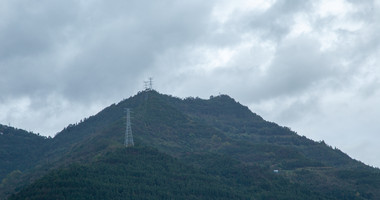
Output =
[{"x1": 2, "y1": 90, "x2": 380, "y2": 199}]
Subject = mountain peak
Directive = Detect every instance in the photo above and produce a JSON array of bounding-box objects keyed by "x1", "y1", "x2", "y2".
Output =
[{"x1": 3, "y1": 91, "x2": 380, "y2": 199}]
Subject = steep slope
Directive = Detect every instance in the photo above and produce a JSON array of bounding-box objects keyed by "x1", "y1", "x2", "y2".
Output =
[
  {"x1": 1, "y1": 91, "x2": 229, "y2": 198},
  {"x1": 2, "y1": 90, "x2": 380, "y2": 199},
  {"x1": 161, "y1": 93, "x2": 363, "y2": 168}
]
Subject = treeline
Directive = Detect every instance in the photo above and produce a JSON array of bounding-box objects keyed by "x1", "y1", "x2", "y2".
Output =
[
  {"x1": 10, "y1": 146, "x2": 367, "y2": 200},
  {"x1": 9, "y1": 147, "x2": 249, "y2": 200}
]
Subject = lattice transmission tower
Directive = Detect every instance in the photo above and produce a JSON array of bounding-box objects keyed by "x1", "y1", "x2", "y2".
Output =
[
  {"x1": 143, "y1": 77, "x2": 153, "y2": 102},
  {"x1": 144, "y1": 81, "x2": 149, "y2": 91},
  {"x1": 143, "y1": 77, "x2": 153, "y2": 91},
  {"x1": 124, "y1": 108, "x2": 134, "y2": 147}
]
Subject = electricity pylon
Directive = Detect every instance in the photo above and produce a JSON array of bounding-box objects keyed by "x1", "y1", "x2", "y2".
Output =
[{"x1": 124, "y1": 108, "x2": 134, "y2": 147}]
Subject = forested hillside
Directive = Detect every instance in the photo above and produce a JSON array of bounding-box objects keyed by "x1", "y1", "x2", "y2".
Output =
[
  {"x1": 2, "y1": 90, "x2": 380, "y2": 199},
  {"x1": 0, "y1": 125, "x2": 50, "y2": 181},
  {"x1": 9, "y1": 147, "x2": 248, "y2": 200}
]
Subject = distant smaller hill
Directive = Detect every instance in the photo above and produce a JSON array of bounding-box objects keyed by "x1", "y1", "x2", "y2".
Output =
[{"x1": 0, "y1": 124, "x2": 50, "y2": 181}]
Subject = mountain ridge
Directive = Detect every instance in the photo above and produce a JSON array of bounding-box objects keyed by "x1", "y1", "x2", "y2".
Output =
[{"x1": 1, "y1": 90, "x2": 380, "y2": 199}]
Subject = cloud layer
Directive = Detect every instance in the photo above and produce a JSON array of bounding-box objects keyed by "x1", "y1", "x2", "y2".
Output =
[{"x1": 1, "y1": 0, "x2": 380, "y2": 167}]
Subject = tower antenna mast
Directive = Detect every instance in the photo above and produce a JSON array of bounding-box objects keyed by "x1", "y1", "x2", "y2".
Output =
[
  {"x1": 124, "y1": 108, "x2": 134, "y2": 147},
  {"x1": 148, "y1": 77, "x2": 153, "y2": 90}
]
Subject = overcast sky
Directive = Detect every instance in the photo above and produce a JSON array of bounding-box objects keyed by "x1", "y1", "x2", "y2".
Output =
[{"x1": 1, "y1": 0, "x2": 380, "y2": 167}]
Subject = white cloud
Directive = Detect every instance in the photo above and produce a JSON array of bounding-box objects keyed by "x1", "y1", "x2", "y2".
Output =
[
  {"x1": 316, "y1": 0, "x2": 354, "y2": 18},
  {"x1": 287, "y1": 13, "x2": 313, "y2": 37},
  {"x1": 211, "y1": 0, "x2": 275, "y2": 24}
]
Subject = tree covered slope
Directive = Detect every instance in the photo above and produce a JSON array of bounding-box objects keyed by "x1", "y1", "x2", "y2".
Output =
[
  {"x1": 8, "y1": 146, "x2": 356, "y2": 200},
  {"x1": 2, "y1": 90, "x2": 380, "y2": 199},
  {"x1": 0, "y1": 125, "x2": 50, "y2": 181},
  {"x1": 9, "y1": 147, "x2": 249, "y2": 200}
]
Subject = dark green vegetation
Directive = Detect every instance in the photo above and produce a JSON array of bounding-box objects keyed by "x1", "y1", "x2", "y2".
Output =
[
  {"x1": 1, "y1": 90, "x2": 380, "y2": 199},
  {"x1": 9, "y1": 147, "x2": 247, "y2": 200},
  {"x1": 0, "y1": 125, "x2": 49, "y2": 181}
]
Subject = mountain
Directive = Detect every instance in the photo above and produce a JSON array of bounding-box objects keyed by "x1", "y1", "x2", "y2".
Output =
[
  {"x1": 1, "y1": 90, "x2": 380, "y2": 199},
  {"x1": 0, "y1": 125, "x2": 50, "y2": 181}
]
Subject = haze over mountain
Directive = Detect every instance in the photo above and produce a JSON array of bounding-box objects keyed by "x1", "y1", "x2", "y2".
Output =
[{"x1": 1, "y1": 90, "x2": 380, "y2": 199}]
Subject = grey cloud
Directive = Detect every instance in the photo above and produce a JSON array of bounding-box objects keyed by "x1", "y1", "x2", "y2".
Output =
[
  {"x1": 0, "y1": 0, "x2": 78, "y2": 60},
  {"x1": 1, "y1": 0, "x2": 217, "y2": 103},
  {"x1": 250, "y1": 36, "x2": 334, "y2": 100},
  {"x1": 1, "y1": 0, "x2": 380, "y2": 167},
  {"x1": 59, "y1": 1, "x2": 216, "y2": 101},
  {"x1": 276, "y1": 95, "x2": 322, "y2": 124},
  {"x1": 248, "y1": 0, "x2": 313, "y2": 42}
]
